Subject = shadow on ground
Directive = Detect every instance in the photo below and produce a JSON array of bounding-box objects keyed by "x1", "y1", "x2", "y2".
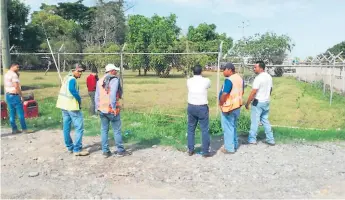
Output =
[{"x1": 85, "y1": 137, "x2": 162, "y2": 154}]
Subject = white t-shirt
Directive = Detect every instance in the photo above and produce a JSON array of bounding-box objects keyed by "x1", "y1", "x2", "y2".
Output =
[
  {"x1": 187, "y1": 75, "x2": 211, "y2": 105},
  {"x1": 252, "y1": 72, "x2": 273, "y2": 102},
  {"x1": 4, "y1": 70, "x2": 20, "y2": 94}
]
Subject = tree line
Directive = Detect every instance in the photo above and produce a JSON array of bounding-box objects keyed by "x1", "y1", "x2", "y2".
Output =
[{"x1": 8, "y1": 0, "x2": 317, "y2": 76}]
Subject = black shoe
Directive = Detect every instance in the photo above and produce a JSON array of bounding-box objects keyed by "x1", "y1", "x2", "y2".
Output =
[
  {"x1": 114, "y1": 150, "x2": 131, "y2": 157},
  {"x1": 103, "y1": 151, "x2": 112, "y2": 158},
  {"x1": 188, "y1": 151, "x2": 194, "y2": 156},
  {"x1": 265, "y1": 141, "x2": 276, "y2": 146},
  {"x1": 202, "y1": 152, "x2": 212, "y2": 158}
]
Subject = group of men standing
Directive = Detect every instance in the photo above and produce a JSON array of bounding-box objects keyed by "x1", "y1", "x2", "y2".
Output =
[
  {"x1": 187, "y1": 61, "x2": 275, "y2": 157},
  {"x1": 4, "y1": 60, "x2": 274, "y2": 158},
  {"x1": 56, "y1": 64, "x2": 128, "y2": 158}
]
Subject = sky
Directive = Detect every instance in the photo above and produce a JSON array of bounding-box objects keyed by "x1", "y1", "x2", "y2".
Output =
[{"x1": 21, "y1": 0, "x2": 345, "y2": 59}]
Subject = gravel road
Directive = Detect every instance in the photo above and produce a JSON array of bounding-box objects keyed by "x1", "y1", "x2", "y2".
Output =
[{"x1": 1, "y1": 129, "x2": 345, "y2": 199}]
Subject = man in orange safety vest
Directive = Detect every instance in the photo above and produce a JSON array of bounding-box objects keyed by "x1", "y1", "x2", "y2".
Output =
[{"x1": 95, "y1": 64, "x2": 129, "y2": 158}]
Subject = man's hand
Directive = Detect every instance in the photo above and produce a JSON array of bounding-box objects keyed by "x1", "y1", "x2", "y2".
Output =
[
  {"x1": 20, "y1": 96, "x2": 24, "y2": 102},
  {"x1": 245, "y1": 103, "x2": 250, "y2": 110}
]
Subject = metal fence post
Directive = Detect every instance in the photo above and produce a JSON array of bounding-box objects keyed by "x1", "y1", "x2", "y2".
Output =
[
  {"x1": 330, "y1": 61, "x2": 334, "y2": 105},
  {"x1": 343, "y1": 65, "x2": 345, "y2": 93},
  {"x1": 57, "y1": 53, "x2": 60, "y2": 71},
  {"x1": 216, "y1": 41, "x2": 223, "y2": 117}
]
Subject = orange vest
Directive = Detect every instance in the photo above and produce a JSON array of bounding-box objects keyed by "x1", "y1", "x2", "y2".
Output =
[
  {"x1": 221, "y1": 73, "x2": 244, "y2": 113},
  {"x1": 97, "y1": 76, "x2": 121, "y2": 115}
]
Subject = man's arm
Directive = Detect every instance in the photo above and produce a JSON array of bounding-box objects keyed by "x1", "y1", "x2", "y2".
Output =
[
  {"x1": 11, "y1": 74, "x2": 23, "y2": 99},
  {"x1": 219, "y1": 79, "x2": 232, "y2": 106},
  {"x1": 109, "y1": 78, "x2": 119, "y2": 110},
  {"x1": 94, "y1": 82, "x2": 100, "y2": 112},
  {"x1": 68, "y1": 78, "x2": 81, "y2": 106},
  {"x1": 245, "y1": 77, "x2": 259, "y2": 109},
  {"x1": 206, "y1": 78, "x2": 211, "y2": 89},
  {"x1": 13, "y1": 82, "x2": 22, "y2": 97},
  {"x1": 245, "y1": 89, "x2": 258, "y2": 109}
]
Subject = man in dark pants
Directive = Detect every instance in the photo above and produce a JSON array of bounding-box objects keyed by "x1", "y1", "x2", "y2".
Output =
[
  {"x1": 186, "y1": 65, "x2": 211, "y2": 157},
  {"x1": 86, "y1": 66, "x2": 98, "y2": 116}
]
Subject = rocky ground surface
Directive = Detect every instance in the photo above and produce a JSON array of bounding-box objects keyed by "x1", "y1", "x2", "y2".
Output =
[{"x1": 1, "y1": 129, "x2": 345, "y2": 199}]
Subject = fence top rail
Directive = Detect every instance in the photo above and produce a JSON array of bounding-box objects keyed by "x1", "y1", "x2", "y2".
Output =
[
  {"x1": 240, "y1": 64, "x2": 344, "y2": 68},
  {"x1": 9, "y1": 52, "x2": 219, "y2": 55}
]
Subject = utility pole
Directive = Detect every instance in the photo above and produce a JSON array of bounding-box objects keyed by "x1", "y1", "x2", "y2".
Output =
[
  {"x1": 1, "y1": 0, "x2": 11, "y2": 71},
  {"x1": 238, "y1": 20, "x2": 250, "y2": 39}
]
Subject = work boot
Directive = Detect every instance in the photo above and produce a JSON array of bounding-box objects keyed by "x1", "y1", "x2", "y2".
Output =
[
  {"x1": 74, "y1": 150, "x2": 90, "y2": 156},
  {"x1": 114, "y1": 150, "x2": 131, "y2": 157},
  {"x1": 12, "y1": 130, "x2": 22, "y2": 134},
  {"x1": 103, "y1": 151, "x2": 112, "y2": 158},
  {"x1": 188, "y1": 151, "x2": 194, "y2": 156}
]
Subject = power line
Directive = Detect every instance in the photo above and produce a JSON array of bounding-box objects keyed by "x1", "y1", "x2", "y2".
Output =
[{"x1": 238, "y1": 20, "x2": 250, "y2": 39}]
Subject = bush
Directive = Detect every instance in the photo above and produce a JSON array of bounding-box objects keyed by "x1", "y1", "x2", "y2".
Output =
[{"x1": 274, "y1": 67, "x2": 284, "y2": 77}]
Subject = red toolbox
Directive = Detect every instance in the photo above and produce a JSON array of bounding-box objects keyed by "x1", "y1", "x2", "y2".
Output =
[
  {"x1": 23, "y1": 100, "x2": 39, "y2": 118},
  {"x1": 1, "y1": 101, "x2": 8, "y2": 119}
]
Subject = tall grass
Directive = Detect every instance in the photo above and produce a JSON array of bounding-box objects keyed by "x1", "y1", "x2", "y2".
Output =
[{"x1": 1, "y1": 96, "x2": 344, "y2": 149}]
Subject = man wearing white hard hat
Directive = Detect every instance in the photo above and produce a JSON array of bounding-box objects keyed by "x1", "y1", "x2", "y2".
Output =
[{"x1": 95, "y1": 64, "x2": 128, "y2": 158}]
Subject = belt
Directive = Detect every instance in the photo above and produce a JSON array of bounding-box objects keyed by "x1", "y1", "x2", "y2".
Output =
[
  {"x1": 188, "y1": 103, "x2": 208, "y2": 107},
  {"x1": 6, "y1": 93, "x2": 19, "y2": 96}
]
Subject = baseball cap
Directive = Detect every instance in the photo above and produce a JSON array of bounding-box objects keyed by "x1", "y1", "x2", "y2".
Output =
[
  {"x1": 73, "y1": 63, "x2": 85, "y2": 72},
  {"x1": 222, "y1": 62, "x2": 235, "y2": 71},
  {"x1": 105, "y1": 64, "x2": 120, "y2": 72}
]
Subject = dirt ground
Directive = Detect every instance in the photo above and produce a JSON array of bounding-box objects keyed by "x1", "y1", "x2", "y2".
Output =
[{"x1": 1, "y1": 128, "x2": 345, "y2": 199}]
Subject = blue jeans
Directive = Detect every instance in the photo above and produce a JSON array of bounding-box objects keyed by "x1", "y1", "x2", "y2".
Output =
[
  {"x1": 221, "y1": 108, "x2": 240, "y2": 152},
  {"x1": 187, "y1": 104, "x2": 210, "y2": 153},
  {"x1": 5, "y1": 93, "x2": 27, "y2": 131},
  {"x1": 99, "y1": 112, "x2": 125, "y2": 153},
  {"x1": 248, "y1": 101, "x2": 275, "y2": 144},
  {"x1": 62, "y1": 110, "x2": 84, "y2": 152}
]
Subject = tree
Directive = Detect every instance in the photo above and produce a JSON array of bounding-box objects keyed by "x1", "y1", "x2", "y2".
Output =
[
  {"x1": 148, "y1": 14, "x2": 180, "y2": 77},
  {"x1": 84, "y1": 43, "x2": 121, "y2": 71},
  {"x1": 23, "y1": 10, "x2": 82, "y2": 54},
  {"x1": 126, "y1": 15, "x2": 151, "y2": 75},
  {"x1": 187, "y1": 23, "x2": 232, "y2": 54},
  {"x1": 84, "y1": 0, "x2": 127, "y2": 47},
  {"x1": 39, "y1": 1, "x2": 95, "y2": 30},
  {"x1": 232, "y1": 32, "x2": 294, "y2": 64},
  {"x1": 7, "y1": 0, "x2": 30, "y2": 47},
  {"x1": 186, "y1": 23, "x2": 233, "y2": 67},
  {"x1": 327, "y1": 41, "x2": 345, "y2": 57}
]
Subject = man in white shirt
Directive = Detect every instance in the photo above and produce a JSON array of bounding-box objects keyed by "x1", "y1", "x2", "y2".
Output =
[
  {"x1": 245, "y1": 61, "x2": 275, "y2": 145},
  {"x1": 187, "y1": 65, "x2": 211, "y2": 157}
]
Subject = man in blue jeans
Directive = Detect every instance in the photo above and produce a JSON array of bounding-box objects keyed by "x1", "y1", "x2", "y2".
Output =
[
  {"x1": 245, "y1": 61, "x2": 275, "y2": 145},
  {"x1": 186, "y1": 65, "x2": 211, "y2": 157},
  {"x1": 56, "y1": 64, "x2": 90, "y2": 156},
  {"x1": 4, "y1": 62, "x2": 31, "y2": 134},
  {"x1": 95, "y1": 64, "x2": 129, "y2": 158},
  {"x1": 219, "y1": 63, "x2": 244, "y2": 154}
]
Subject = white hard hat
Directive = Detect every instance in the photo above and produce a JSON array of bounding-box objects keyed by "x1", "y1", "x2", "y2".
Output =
[{"x1": 105, "y1": 64, "x2": 120, "y2": 72}]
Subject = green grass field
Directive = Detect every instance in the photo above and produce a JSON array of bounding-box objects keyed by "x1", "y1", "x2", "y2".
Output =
[{"x1": 1, "y1": 70, "x2": 344, "y2": 147}]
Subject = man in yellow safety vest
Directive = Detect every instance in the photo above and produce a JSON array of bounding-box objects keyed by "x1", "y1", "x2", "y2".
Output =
[{"x1": 56, "y1": 64, "x2": 89, "y2": 156}]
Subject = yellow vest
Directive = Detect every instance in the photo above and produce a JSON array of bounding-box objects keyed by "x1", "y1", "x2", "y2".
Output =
[
  {"x1": 56, "y1": 75, "x2": 80, "y2": 111},
  {"x1": 221, "y1": 73, "x2": 244, "y2": 113}
]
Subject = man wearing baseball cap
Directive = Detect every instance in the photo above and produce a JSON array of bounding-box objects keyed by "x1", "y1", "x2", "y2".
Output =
[
  {"x1": 95, "y1": 64, "x2": 129, "y2": 158},
  {"x1": 56, "y1": 63, "x2": 89, "y2": 156},
  {"x1": 218, "y1": 62, "x2": 244, "y2": 154}
]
